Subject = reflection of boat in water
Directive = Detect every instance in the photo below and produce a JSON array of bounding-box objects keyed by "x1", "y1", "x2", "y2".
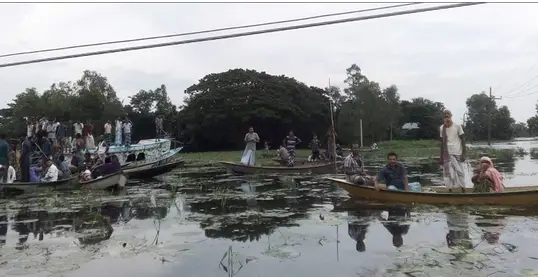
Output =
[
  {"x1": 220, "y1": 161, "x2": 337, "y2": 175},
  {"x1": 446, "y1": 211, "x2": 473, "y2": 249},
  {"x1": 6, "y1": 201, "x2": 133, "y2": 247},
  {"x1": 328, "y1": 177, "x2": 538, "y2": 206}
]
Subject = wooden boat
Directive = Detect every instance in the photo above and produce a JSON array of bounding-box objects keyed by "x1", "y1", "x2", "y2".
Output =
[
  {"x1": 220, "y1": 161, "x2": 338, "y2": 174},
  {"x1": 272, "y1": 158, "x2": 308, "y2": 165},
  {"x1": 124, "y1": 159, "x2": 184, "y2": 179},
  {"x1": 430, "y1": 185, "x2": 538, "y2": 193},
  {"x1": 0, "y1": 177, "x2": 78, "y2": 193},
  {"x1": 79, "y1": 171, "x2": 127, "y2": 190},
  {"x1": 327, "y1": 177, "x2": 538, "y2": 206}
]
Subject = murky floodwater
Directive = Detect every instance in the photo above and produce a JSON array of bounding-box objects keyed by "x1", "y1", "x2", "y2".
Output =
[{"x1": 2, "y1": 140, "x2": 538, "y2": 277}]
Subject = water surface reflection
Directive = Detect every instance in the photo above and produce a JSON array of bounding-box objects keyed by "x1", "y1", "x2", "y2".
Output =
[{"x1": 0, "y1": 161, "x2": 538, "y2": 276}]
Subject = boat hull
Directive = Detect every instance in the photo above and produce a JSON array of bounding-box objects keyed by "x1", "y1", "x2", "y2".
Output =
[
  {"x1": 220, "y1": 161, "x2": 337, "y2": 174},
  {"x1": 327, "y1": 177, "x2": 538, "y2": 206},
  {"x1": 79, "y1": 171, "x2": 127, "y2": 190},
  {"x1": 125, "y1": 160, "x2": 184, "y2": 179},
  {"x1": 0, "y1": 177, "x2": 78, "y2": 193}
]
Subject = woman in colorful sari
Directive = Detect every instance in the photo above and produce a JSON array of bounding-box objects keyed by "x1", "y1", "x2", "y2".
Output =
[
  {"x1": 240, "y1": 127, "x2": 260, "y2": 166},
  {"x1": 471, "y1": 156, "x2": 505, "y2": 193}
]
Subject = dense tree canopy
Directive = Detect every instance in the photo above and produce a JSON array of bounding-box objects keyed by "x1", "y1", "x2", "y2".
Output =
[
  {"x1": 464, "y1": 93, "x2": 515, "y2": 141},
  {"x1": 0, "y1": 66, "x2": 523, "y2": 151},
  {"x1": 178, "y1": 69, "x2": 331, "y2": 151}
]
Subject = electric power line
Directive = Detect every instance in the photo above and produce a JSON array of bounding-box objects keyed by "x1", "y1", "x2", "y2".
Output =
[
  {"x1": 500, "y1": 72, "x2": 538, "y2": 97},
  {"x1": 0, "y1": 2, "x2": 485, "y2": 69},
  {"x1": 0, "y1": 2, "x2": 421, "y2": 59},
  {"x1": 504, "y1": 83, "x2": 538, "y2": 99}
]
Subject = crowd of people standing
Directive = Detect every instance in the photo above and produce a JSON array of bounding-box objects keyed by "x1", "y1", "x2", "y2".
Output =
[{"x1": 0, "y1": 115, "x2": 137, "y2": 184}]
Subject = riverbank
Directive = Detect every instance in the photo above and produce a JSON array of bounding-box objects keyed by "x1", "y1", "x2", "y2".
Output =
[{"x1": 181, "y1": 140, "x2": 517, "y2": 166}]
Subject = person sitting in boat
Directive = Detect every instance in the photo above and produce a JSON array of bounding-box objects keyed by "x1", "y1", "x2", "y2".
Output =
[
  {"x1": 40, "y1": 157, "x2": 59, "y2": 182},
  {"x1": 29, "y1": 166, "x2": 40, "y2": 182},
  {"x1": 342, "y1": 144, "x2": 372, "y2": 185},
  {"x1": 70, "y1": 149, "x2": 82, "y2": 172},
  {"x1": 100, "y1": 155, "x2": 121, "y2": 176},
  {"x1": 0, "y1": 164, "x2": 16, "y2": 183},
  {"x1": 83, "y1": 152, "x2": 94, "y2": 169},
  {"x1": 471, "y1": 156, "x2": 505, "y2": 193},
  {"x1": 96, "y1": 138, "x2": 109, "y2": 163},
  {"x1": 374, "y1": 152, "x2": 409, "y2": 191},
  {"x1": 276, "y1": 143, "x2": 289, "y2": 163},
  {"x1": 57, "y1": 155, "x2": 71, "y2": 180},
  {"x1": 335, "y1": 144, "x2": 343, "y2": 157},
  {"x1": 79, "y1": 164, "x2": 92, "y2": 182}
]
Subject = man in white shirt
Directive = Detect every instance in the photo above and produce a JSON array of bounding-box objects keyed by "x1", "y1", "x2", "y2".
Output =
[
  {"x1": 0, "y1": 165, "x2": 16, "y2": 183},
  {"x1": 440, "y1": 109, "x2": 472, "y2": 193},
  {"x1": 26, "y1": 118, "x2": 34, "y2": 139},
  {"x1": 46, "y1": 119, "x2": 57, "y2": 143},
  {"x1": 73, "y1": 121, "x2": 84, "y2": 136},
  {"x1": 41, "y1": 158, "x2": 59, "y2": 182},
  {"x1": 104, "y1": 121, "x2": 112, "y2": 145},
  {"x1": 123, "y1": 118, "x2": 132, "y2": 146}
]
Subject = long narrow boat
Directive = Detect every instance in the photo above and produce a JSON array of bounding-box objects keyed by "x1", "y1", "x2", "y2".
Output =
[
  {"x1": 0, "y1": 177, "x2": 78, "y2": 193},
  {"x1": 79, "y1": 171, "x2": 127, "y2": 190},
  {"x1": 124, "y1": 159, "x2": 184, "y2": 179},
  {"x1": 220, "y1": 161, "x2": 337, "y2": 174},
  {"x1": 327, "y1": 177, "x2": 538, "y2": 206}
]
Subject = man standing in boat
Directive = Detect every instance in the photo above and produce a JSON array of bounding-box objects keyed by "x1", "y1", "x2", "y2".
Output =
[
  {"x1": 283, "y1": 130, "x2": 301, "y2": 167},
  {"x1": 440, "y1": 109, "x2": 472, "y2": 193},
  {"x1": 342, "y1": 143, "x2": 372, "y2": 185}
]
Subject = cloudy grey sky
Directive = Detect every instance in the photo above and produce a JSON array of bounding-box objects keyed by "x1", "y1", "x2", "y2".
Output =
[{"x1": 0, "y1": 2, "x2": 537, "y2": 124}]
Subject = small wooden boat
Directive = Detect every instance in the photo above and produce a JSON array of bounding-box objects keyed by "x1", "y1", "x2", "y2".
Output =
[
  {"x1": 124, "y1": 159, "x2": 184, "y2": 179},
  {"x1": 0, "y1": 177, "x2": 77, "y2": 193},
  {"x1": 327, "y1": 177, "x2": 538, "y2": 206},
  {"x1": 79, "y1": 171, "x2": 127, "y2": 190},
  {"x1": 220, "y1": 161, "x2": 338, "y2": 174}
]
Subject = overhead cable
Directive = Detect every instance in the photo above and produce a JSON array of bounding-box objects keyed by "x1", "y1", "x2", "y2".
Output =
[
  {"x1": 0, "y1": 2, "x2": 486, "y2": 69},
  {"x1": 0, "y1": 3, "x2": 421, "y2": 58}
]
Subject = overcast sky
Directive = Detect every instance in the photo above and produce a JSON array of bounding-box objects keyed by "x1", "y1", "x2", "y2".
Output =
[{"x1": 0, "y1": 2, "x2": 537, "y2": 124}]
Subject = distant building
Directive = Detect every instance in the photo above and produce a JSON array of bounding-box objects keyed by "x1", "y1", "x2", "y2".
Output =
[{"x1": 401, "y1": 122, "x2": 420, "y2": 138}]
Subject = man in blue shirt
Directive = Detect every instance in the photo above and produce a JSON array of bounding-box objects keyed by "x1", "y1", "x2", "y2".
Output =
[{"x1": 375, "y1": 152, "x2": 408, "y2": 191}]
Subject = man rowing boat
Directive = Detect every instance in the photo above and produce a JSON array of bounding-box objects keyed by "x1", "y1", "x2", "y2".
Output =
[{"x1": 440, "y1": 109, "x2": 472, "y2": 193}]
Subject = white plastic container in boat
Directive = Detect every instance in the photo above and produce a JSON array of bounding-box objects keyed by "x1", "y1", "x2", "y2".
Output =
[{"x1": 409, "y1": 182, "x2": 422, "y2": 192}]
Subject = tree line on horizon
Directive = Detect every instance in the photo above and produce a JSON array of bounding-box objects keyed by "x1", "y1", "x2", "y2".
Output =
[{"x1": 0, "y1": 65, "x2": 528, "y2": 152}]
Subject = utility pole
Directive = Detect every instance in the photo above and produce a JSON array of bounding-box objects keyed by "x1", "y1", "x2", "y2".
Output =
[{"x1": 487, "y1": 86, "x2": 502, "y2": 146}]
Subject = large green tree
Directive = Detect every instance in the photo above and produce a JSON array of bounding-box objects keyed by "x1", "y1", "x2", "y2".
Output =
[
  {"x1": 336, "y1": 64, "x2": 401, "y2": 145},
  {"x1": 178, "y1": 69, "x2": 331, "y2": 151},
  {"x1": 465, "y1": 93, "x2": 515, "y2": 141}
]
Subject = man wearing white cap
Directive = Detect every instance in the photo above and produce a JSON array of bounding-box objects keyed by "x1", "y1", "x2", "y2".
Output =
[{"x1": 440, "y1": 109, "x2": 472, "y2": 192}]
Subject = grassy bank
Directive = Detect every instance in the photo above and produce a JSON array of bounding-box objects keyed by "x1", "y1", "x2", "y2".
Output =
[{"x1": 181, "y1": 140, "x2": 517, "y2": 166}]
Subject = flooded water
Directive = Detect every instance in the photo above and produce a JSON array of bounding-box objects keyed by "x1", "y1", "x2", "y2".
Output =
[{"x1": 2, "y1": 140, "x2": 538, "y2": 277}]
